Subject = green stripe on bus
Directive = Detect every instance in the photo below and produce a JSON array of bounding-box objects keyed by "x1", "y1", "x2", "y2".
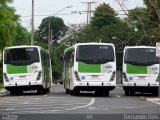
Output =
[
  {"x1": 78, "y1": 62, "x2": 101, "y2": 73},
  {"x1": 7, "y1": 64, "x2": 27, "y2": 74},
  {"x1": 126, "y1": 64, "x2": 147, "y2": 74}
]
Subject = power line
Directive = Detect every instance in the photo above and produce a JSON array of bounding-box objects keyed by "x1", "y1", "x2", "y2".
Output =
[{"x1": 81, "y1": 2, "x2": 97, "y2": 24}]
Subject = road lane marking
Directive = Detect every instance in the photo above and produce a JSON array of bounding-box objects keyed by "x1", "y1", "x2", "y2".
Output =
[
  {"x1": 65, "y1": 98, "x2": 95, "y2": 111},
  {"x1": 146, "y1": 98, "x2": 160, "y2": 106},
  {"x1": 124, "y1": 106, "x2": 146, "y2": 109},
  {"x1": 114, "y1": 95, "x2": 121, "y2": 98}
]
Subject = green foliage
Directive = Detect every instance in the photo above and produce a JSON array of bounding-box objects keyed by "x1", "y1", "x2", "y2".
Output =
[
  {"x1": 39, "y1": 16, "x2": 67, "y2": 42},
  {"x1": 0, "y1": 0, "x2": 19, "y2": 51},
  {"x1": 0, "y1": 60, "x2": 2, "y2": 83},
  {"x1": 13, "y1": 23, "x2": 30, "y2": 45},
  {"x1": 47, "y1": 44, "x2": 66, "y2": 80},
  {"x1": 143, "y1": 0, "x2": 160, "y2": 23},
  {"x1": 91, "y1": 3, "x2": 118, "y2": 29}
]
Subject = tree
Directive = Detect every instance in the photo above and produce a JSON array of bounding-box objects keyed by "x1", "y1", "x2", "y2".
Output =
[
  {"x1": 12, "y1": 23, "x2": 30, "y2": 45},
  {"x1": 0, "y1": 0, "x2": 19, "y2": 51},
  {"x1": 91, "y1": 3, "x2": 118, "y2": 28},
  {"x1": 144, "y1": 0, "x2": 160, "y2": 22},
  {"x1": 0, "y1": 0, "x2": 20, "y2": 82},
  {"x1": 125, "y1": 6, "x2": 159, "y2": 46},
  {"x1": 38, "y1": 16, "x2": 68, "y2": 43}
]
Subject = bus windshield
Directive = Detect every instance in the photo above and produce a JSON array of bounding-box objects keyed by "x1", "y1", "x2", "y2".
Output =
[
  {"x1": 76, "y1": 45, "x2": 114, "y2": 64},
  {"x1": 124, "y1": 48, "x2": 159, "y2": 66},
  {"x1": 4, "y1": 47, "x2": 39, "y2": 65}
]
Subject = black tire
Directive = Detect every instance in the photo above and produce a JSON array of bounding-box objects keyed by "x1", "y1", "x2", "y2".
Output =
[
  {"x1": 46, "y1": 88, "x2": 50, "y2": 93},
  {"x1": 153, "y1": 89, "x2": 158, "y2": 96},
  {"x1": 125, "y1": 90, "x2": 129, "y2": 96},
  {"x1": 130, "y1": 91, "x2": 134, "y2": 96},
  {"x1": 10, "y1": 91, "x2": 15, "y2": 96},
  {"x1": 69, "y1": 90, "x2": 74, "y2": 95},
  {"x1": 74, "y1": 90, "x2": 80, "y2": 96},
  {"x1": 95, "y1": 91, "x2": 101, "y2": 96},
  {"x1": 66, "y1": 89, "x2": 69, "y2": 94},
  {"x1": 14, "y1": 90, "x2": 23, "y2": 96},
  {"x1": 42, "y1": 88, "x2": 47, "y2": 94},
  {"x1": 37, "y1": 89, "x2": 42, "y2": 95},
  {"x1": 105, "y1": 91, "x2": 109, "y2": 96}
]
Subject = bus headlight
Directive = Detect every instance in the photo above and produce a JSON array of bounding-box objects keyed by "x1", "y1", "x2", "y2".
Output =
[
  {"x1": 4, "y1": 73, "x2": 9, "y2": 82},
  {"x1": 36, "y1": 71, "x2": 42, "y2": 81}
]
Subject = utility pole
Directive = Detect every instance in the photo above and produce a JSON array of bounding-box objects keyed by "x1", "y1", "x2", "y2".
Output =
[
  {"x1": 48, "y1": 22, "x2": 51, "y2": 53},
  {"x1": 81, "y1": 2, "x2": 97, "y2": 24},
  {"x1": 50, "y1": 29, "x2": 53, "y2": 53},
  {"x1": 31, "y1": 0, "x2": 34, "y2": 45}
]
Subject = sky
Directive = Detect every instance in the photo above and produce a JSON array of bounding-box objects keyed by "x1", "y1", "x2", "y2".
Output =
[{"x1": 11, "y1": 0, "x2": 145, "y2": 30}]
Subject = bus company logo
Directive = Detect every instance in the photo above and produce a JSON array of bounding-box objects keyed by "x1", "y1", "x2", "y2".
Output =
[
  {"x1": 31, "y1": 65, "x2": 38, "y2": 70},
  {"x1": 105, "y1": 64, "x2": 112, "y2": 68}
]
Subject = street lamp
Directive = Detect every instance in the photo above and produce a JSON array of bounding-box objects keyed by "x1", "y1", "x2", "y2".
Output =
[
  {"x1": 46, "y1": 5, "x2": 73, "y2": 53},
  {"x1": 41, "y1": 5, "x2": 73, "y2": 26},
  {"x1": 31, "y1": 3, "x2": 72, "y2": 46}
]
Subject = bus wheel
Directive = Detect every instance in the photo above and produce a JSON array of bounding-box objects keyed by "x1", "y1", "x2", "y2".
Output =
[
  {"x1": 37, "y1": 89, "x2": 42, "y2": 95},
  {"x1": 14, "y1": 90, "x2": 23, "y2": 96},
  {"x1": 69, "y1": 90, "x2": 74, "y2": 95},
  {"x1": 130, "y1": 91, "x2": 134, "y2": 96},
  {"x1": 153, "y1": 89, "x2": 158, "y2": 96},
  {"x1": 74, "y1": 90, "x2": 80, "y2": 96},
  {"x1": 10, "y1": 91, "x2": 15, "y2": 96},
  {"x1": 46, "y1": 88, "x2": 50, "y2": 93},
  {"x1": 42, "y1": 89, "x2": 47, "y2": 94},
  {"x1": 95, "y1": 91, "x2": 101, "y2": 96},
  {"x1": 66, "y1": 89, "x2": 69, "y2": 94},
  {"x1": 125, "y1": 90, "x2": 129, "y2": 96},
  {"x1": 105, "y1": 91, "x2": 109, "y2": 96}
]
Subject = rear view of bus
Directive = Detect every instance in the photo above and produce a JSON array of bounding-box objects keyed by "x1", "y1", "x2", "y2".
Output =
[
  {"x1": 73, "y1": 43, "x2": 116, "y2": 96},
  {"x1": 3, "y1": 46, "x2": 51, "y2": 95},
  {"x1": 122, "y1": 46, "x2": 159, "y2": 96}
]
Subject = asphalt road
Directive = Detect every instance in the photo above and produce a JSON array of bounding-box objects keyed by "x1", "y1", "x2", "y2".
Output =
[{"x1": 0, "y1": 84, "x2": 160, "y2": 120}]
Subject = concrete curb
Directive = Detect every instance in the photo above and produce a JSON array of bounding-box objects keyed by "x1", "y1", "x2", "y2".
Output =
[{"x1": 0, "y1": 88, "x2": 8, "y2": 95}]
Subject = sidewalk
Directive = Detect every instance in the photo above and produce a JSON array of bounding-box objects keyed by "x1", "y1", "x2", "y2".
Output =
[{"x1": 0, "y1": 88, "x2": 8, "y2": 96}]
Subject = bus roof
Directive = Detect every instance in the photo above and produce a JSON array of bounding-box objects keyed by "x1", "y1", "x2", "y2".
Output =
[
  {"x1": 75, "y1": 42, "x2": 115, "y2": 46},
  {"x1": 5, "y1": 45, "x2": 40, "y2": 49},
  {"x1": 4, "y1": 45, "x2": 49, "y2": 54},
  {"x1": 124, "y1": 46, "x2": 156, "y2": 49},
  {"x1": 64, "y1": 42, "x2": 115, "y2": 53}
]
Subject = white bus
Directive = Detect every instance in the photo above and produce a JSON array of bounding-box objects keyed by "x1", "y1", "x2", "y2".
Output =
[
  {"x1": 63, "y1": 43, "x2": 116, "y2": 96},
  {"x1": 3, "y1": 46, "x2": 52, "y2": 95},
  {"x1": 122, "y1": 46, "x2": 159, "y2": 96}
]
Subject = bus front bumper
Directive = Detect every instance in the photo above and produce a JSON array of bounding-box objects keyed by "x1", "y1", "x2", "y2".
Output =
[
  {"x1": 4, "y1": 81, "x2": 43, "y2": 91},
  {"x1": 74, "y1": 81, "x2": 116, "y2": 91},
  {"x1": 123, "y1": 86, "x2": 159, "y2": 92}
]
